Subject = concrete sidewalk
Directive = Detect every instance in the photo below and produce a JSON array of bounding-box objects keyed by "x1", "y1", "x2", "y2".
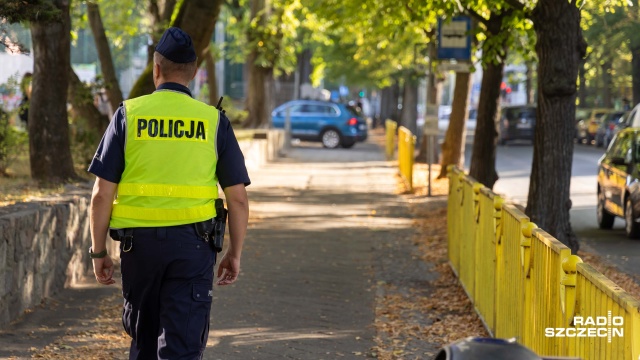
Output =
[
  {"x1": 206, "y1": 142, "x2": 440, "y2": 359},
  {"x1": 0, "y1": 139, "x2": 444, "y2": 359}
]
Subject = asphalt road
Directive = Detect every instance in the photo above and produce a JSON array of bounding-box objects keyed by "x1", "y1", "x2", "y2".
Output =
[{"x1": 456, "y1": 135, "x2": 640, "y2": 283}]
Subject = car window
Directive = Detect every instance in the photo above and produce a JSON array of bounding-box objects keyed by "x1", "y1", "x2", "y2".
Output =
[
  {"x1": 618, "y1": 112, "x2": 631, "y2": 124},
  {"x1": 517, "y1": 108, "x2": 536, "y2": 119},
  {"x1": 625, "y1": 109, "x2": 637, "y2": 126},
  {"x1": 287, "y1": 104, "x2": 305, "y2": 114},
  {"x1": 303, "y1": 104, "x2": 329, "y2": 114},
  {"x1": 610, "y1": 133, "x2": 633, "y2": 162},
  {"x1": 346, "y1": 105, "x2": 362, "y2": 117},
  {"x1": 576, "y1": 109, "x2": 590, "y2": 120},
  {"x1": 301, "y1": 104, "x2": 318, "y2": 113},
  {"x1": 594, "y1": 112, "x2": 607, "y2": 120},
  {"x1": 322, "y1": 105, "x2": 338, "y2": 115},
  {"x1": 610, "y1": 112, "x2": 624, "y2": 122}
]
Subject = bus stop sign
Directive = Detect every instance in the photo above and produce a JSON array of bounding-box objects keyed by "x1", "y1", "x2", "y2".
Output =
[{"x1": 437, "y1": 17, "x2": 471, "y2": 61}]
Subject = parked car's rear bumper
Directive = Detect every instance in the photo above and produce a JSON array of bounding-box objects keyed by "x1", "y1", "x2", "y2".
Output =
[{"x1": 502, "y1": 128, "x2": 534, "y2": 141}]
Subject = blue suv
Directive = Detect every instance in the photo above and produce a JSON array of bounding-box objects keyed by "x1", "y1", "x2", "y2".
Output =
[{"x1": 271, "y1": 100, "x2": 368, "y2": 148}]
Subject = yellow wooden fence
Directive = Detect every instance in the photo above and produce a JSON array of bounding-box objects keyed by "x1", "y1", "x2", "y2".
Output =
[{"x1": 447, "y1": 167, "x2": 640, "y2": 360}]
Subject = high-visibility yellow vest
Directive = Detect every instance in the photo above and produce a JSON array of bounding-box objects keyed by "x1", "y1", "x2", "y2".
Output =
[{"x1": 110, "y1": 90, "x2": 219, "y2": 228}]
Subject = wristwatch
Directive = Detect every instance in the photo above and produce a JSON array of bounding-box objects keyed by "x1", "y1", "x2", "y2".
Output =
[{"x1": 89, "y1": 247, "x2": 108, "y2": 259}]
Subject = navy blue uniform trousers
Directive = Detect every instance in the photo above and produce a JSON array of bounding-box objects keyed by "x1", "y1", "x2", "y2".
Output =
[{"x1": 120, "y1": 224, "x2": 216, "y2": 360}]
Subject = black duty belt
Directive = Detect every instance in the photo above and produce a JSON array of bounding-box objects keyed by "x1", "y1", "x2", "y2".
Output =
[
  {"x1": 109, "y1": 218, "x2": 219, "y2": 254},
  {"x1": 110, "y1": 228, "x2": 134, "y2": 252}
]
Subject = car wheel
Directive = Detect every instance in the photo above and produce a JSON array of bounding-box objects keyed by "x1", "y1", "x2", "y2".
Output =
[
  {"x1": 321, "y1": 129, "x2": 341, "y2": 149},
  {"x1": 586, "y1": 134, "x2": 594, "y2": 145},
  {"x1": 625, "y1": 197, "x2": 640, "y2": 239},
  {"x1": 597, "y1": 190, "x2": 615, "y2": 229}
]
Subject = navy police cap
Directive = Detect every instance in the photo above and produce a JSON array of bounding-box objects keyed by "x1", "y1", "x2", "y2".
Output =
[{"x1": 155, "y1": 27, "x2": 196, "y2": 63}]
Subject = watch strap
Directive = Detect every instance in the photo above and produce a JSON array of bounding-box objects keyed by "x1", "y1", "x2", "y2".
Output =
[{"x1": 89, "y1": 247, "x2": 108, "y2": 259}]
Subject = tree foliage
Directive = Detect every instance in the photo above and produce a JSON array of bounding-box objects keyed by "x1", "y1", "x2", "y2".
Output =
[
  {"x1": 580, "y1": 1, "x2": 636, "y2": 106},
  {"x1": 0, "y1": 0, "x2": 60, "y2": 23},
  {"x1": 309, "y1": 0, "x2": 438, "y2": 89}
]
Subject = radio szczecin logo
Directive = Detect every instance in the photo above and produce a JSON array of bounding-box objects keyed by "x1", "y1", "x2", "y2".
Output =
[{"x1": 545, "y1": 311, "x2": 623, "y2": 343}]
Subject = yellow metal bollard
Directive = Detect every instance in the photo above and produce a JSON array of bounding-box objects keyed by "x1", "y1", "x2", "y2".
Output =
[
  {"x1": 520, "y1": 222, "x2": 537, "y2": 279},
  {"x1": 561, "y1": 255, "x2": 582, "y2": 327},
  {"x1": 560, "y1": 255, "x2": 582, "y2": 357},
  {"x1": 521, "y1": 221, "x2": 537, "y2": 347},
  {"x1": 385, "y1": 120, "x2": 397, "y2": 161},
  {"x1": 397, "y1": 126, "x2": 416, "y2": 191},
  {"x1": 447, "y1": 166, "x2": 462, "y2": 274}
]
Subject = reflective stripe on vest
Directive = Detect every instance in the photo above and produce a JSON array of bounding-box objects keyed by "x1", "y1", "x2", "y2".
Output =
[
  {"x1": 110, "y1": 90, "x2": 219, "y2": 228},
  {"x1": 117, "y1": 183, "x2": 218, "y2": 198},
  {"x1": 111, "y1": 203, "x2": 214, "y2": 221}
]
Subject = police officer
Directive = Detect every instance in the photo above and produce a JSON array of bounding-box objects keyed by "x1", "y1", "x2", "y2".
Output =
[{"x1": 88, "y1": 27, "x2": 250, "y2": 359}]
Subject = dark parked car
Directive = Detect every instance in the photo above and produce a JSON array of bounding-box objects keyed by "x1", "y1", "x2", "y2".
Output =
[
  {"x1": 595, "y1": 111, "x2": 626, "y2": 148},
  {"x1": 602, "y1": 110, "x2": 634, "y2": 150},
  {"x1": 597, "y1": 127, "x2": 640, "y2": 238},
  {"x1": 271, "y1": 100, "x2": 368, "y2": 148},
  {"x1": 499, "y1": 105, "x2": 536, "y2": 145}
]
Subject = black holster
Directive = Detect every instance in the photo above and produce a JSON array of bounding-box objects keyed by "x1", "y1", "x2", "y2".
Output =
[
  {"x1": 194, "y1": 199, "x2": 227, "y2": 253},
  {"x1": 212, "y1": 198, "x2": 227, "y2": 252},
  {"x1": 109, "y1": 228, "x2": 134, "y2": 252}
]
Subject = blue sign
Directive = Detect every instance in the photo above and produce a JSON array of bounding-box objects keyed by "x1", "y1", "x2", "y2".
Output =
[{"x1": 437, "y1": 17, "x2": 471, "y2": 60}]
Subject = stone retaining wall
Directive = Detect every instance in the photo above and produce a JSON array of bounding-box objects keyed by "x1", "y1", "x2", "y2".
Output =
[
  {"x1": 0, "y1": 130, "x2": 283, "y2": 328},
  {"x1": 0, "y1": 187, "x2": 121, "y2": 327}
]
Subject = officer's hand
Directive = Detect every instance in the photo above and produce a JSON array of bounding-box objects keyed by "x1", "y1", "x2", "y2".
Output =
[
  {"x1": 216, "y1": 253, "x2": 240, "y2": 286},
  {"x1": 92, "y1": 255, "x2": 116, "y2": 285}
]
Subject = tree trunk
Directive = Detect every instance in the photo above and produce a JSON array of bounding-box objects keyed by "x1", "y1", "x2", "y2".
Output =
[
  {"x1": 68, "y1": 68, "x2": 109, "y2": 134},
  {"x1": 29, "y1": 0, "x2": 77, "y2": 183},
  {"x1": 578, "y1": 61, "x2": 587, "y2": 107},
  {"x1": 380, "y1": 81, "x2": 400, "y2": 122},
  {"x1": 129, "y1": 0, "x2": 223, "y2": 98},
  {"x1": 526, "y1": 0, "x2": 586, "y2": 254},
  {"x1": 632, "y1": 47, "x2": 640, "y2": 107},
  {"x1": 469, "y1": 59, "x2": 505, "y2": 188},
  {"x1": 439, "y1": 71, "x2": 471, "y2": 178},
  {"x1": 87, "y1": 1, "x2": 123, "y2": 112},
  {"x1": 526, "y1": 61, "x2": 535, "y2": 104},
  {"x1": 147, "y1": 0, "x2": 178, "y2": 65},
  {"x1": 244, "y1": 46, "x2": 273, "y2": 128},
  {"x1": 379, "y1": 87, "x2": 390, "y2": 121},
  {"x1": 204, "y1": 47, "x2": 218, "y2": 105},
  {"x1": 399, "y1": 76, "x2": 418, "y2": 136},
  {"x1": 243, "y1": 0, "x2": 283, "y2": 128},
  {"x1": 298, "y1": 49, "x2": 313, "y2": 83},
  {"x1": 601, "y1": 58, "x2": 613, "y2": 108}
]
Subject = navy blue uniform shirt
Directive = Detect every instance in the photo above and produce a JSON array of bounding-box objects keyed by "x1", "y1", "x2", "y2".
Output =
[{"x1": 88, "y1": 82, "x2": 251, "y2": 189}]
